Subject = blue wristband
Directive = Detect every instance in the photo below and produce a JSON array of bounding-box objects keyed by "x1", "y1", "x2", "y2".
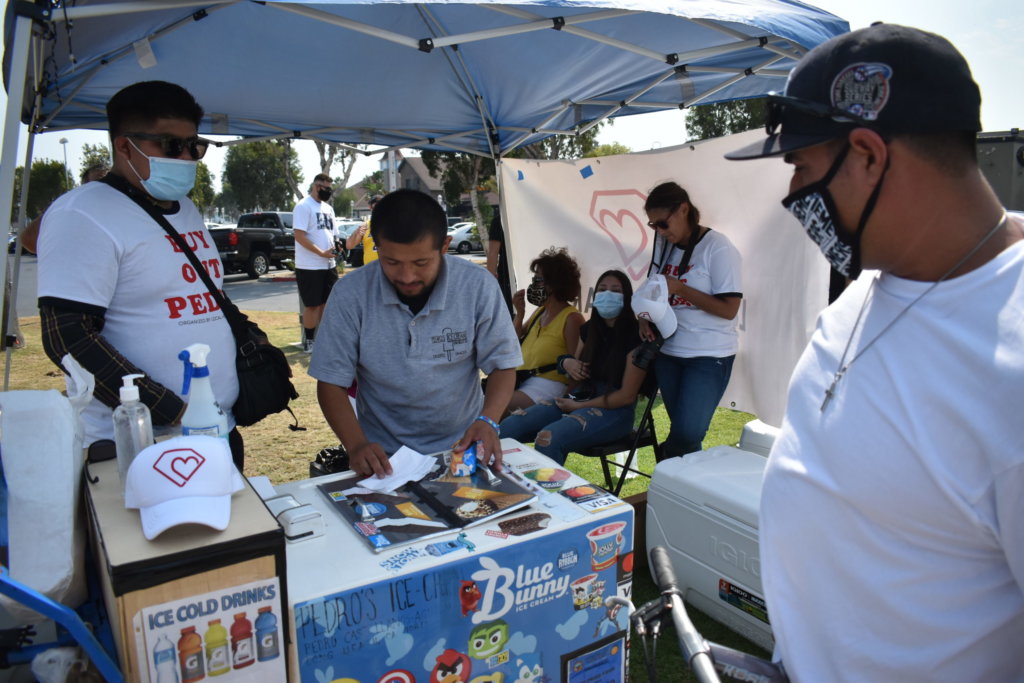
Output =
[{"x1": 476, "y1": 415, "x2": 500, "y2": 435}]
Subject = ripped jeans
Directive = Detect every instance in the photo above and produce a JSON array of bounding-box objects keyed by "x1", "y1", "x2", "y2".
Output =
[{"x1": 499, "y1": 398, "x2": 636, "y2": 465}]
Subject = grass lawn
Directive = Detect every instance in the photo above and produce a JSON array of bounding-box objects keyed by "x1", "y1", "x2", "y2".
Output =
[{"x1": 7, "y1": 310, "x2": 770, "y2": 681}]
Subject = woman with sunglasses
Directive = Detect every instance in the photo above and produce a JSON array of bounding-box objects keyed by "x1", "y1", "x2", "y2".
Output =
[
  {"x1": 501, "y1": 270, "x2": 650, "y2": 465},
  {"x1": 642, "y1": 181, "x2": 743, "y2": 458},
  {"x1": 505, "y1": 247, "x2": 585, "y2": 416}
]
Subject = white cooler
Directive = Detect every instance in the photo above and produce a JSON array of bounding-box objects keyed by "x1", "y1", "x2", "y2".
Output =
[
  {"x1": 646, "y1": 445, "x2": 773, "y2": 651},
  {"x1": 738, "y1": 419, "x2": 780, "y2": 457}
]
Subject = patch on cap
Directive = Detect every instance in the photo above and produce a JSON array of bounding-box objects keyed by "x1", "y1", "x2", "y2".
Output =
[{"x1": 831, "y1": 63, "x2": 892, "y2": 121}]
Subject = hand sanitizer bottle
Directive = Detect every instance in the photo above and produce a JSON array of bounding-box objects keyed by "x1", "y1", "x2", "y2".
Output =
[{"x1": 113, "y1": 373, "x2": 154, "y2": 488}]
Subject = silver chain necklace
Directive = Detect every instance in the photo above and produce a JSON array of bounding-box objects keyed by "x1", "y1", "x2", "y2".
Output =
[{"x1": 821, "y1": 212, "x2": 1009, "y2": 412}]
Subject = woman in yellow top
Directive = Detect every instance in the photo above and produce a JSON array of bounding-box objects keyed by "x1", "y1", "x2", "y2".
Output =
[{"x1": 507, "y1": 247, "x2": 585, "y2": 415}]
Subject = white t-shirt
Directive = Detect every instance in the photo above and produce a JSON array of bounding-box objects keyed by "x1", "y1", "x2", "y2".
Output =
[
  {"x1": 292, "y1": 194, "x2": 336, "y2": 270},
  {"x1": 761, "y1": 237, "x2": 1024, "y2": 681},
  {"x1": 38, "y1": 182, "x2": 238, "y2": 444},
  {"x1": 650, "y1": 229, "x2": 742, "y2": 357}
]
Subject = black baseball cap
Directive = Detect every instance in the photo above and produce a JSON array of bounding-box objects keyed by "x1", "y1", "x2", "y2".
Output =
[{"x1": 726, "y1": 24, "x2": 981, "y2": 160}]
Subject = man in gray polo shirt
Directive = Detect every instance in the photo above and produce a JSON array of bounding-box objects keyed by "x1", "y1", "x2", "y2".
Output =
[{"x1": 310, "y1": 189, "x2": 522, "y2": 477}]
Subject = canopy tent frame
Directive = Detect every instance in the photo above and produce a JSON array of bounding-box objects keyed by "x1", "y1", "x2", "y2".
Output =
[{"x1": 1, "y1": 0, "x2": 848, "y2": 384}]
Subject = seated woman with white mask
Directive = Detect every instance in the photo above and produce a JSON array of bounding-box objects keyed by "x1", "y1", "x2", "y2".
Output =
[{"x1": 500, "y1": 270, "x2": 650, "y2": 465}]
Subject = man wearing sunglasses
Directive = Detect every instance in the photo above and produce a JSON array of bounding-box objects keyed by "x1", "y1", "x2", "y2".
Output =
[
  {"x1": 37, "y1": 81, "x2": 245, "y2": 468},
  {"x1": 727, "y1": 25, "x2": 1024, "y2": 680}
]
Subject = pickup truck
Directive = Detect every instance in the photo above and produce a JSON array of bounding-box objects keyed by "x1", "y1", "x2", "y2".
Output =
[{"x1": 210, "y1": 211, "x2": 295, "y2": 279}]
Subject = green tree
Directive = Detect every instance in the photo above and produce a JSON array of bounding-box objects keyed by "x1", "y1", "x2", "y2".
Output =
[
  {"x1": 420, "y1": 152, "x2": 495, "y2": 228},
  {"x1": 517, "y1": 122, "x2": 604, "y2": 160},
  {"x1": 685, "y1": 97, "x2": 767, "y2": 142},
  {"x1": 11, "y1": 159, "x2": 71, "y2": 222},
  {"x1": 188, "y1": 161, "x2": 215, "y2": 213},
  {"x1": 79, "y1": 142, "x2": 111, "y2": 178},
  {"x1": 222, "y1": 141, "x2": 303, "y2": 212},
  {"x1": 361, "y1": 171, "x2": 385, "y2": 198},
  {"x1": 332, "y1": 186, "x2": 356, "y2": 218},
  {"x1": 213, "y1": 187, "x2": 239, "y2": 221},
  {"x1": 583, "y1": 142, "x2": 632, "y2": 158}
]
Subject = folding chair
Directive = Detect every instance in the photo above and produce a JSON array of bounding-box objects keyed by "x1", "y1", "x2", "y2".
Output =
[{"x1": 570, "y1": 386, "x2": 661, "y2": 496}]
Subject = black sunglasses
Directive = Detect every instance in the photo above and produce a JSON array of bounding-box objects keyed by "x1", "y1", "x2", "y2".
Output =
[
  {"x1": 646, "y1": 203, "x2": 680, "y2": 230},
  {"x1": 124, "y1": 132, "x2": 212, "y2": 160},
  {"x1": 764, "y1": 95, "x2": 871, "y2": 136}
]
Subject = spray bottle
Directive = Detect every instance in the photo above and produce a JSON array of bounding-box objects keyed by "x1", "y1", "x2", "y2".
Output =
[
  {"x1": 113, "y1": 373, "x2": 154, "y2": 487},
  {"x1": 179, "y1": 344, "x2": 229, "y2": 439}
]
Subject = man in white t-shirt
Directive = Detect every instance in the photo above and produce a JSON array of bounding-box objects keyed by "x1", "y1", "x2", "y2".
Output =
[
  {"x1": 292, "y1": 173, "x2": 338, "y2": 352},
  {"x1": 727, "y1": 25, "x2": 1024, "y2": 680},
  {"x1": 37, "y1": 80, "x2": 244, "y2": 468}
]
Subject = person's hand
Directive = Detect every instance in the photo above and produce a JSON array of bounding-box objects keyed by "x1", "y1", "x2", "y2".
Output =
[
  {"x1": 322, "y1": 246, "x2": 336, "y2": 259},
  {"x1": 512, "y1": 289, "x2": 526, "y2": 315},
  {"x1": 638, "y1": 318, "x2": 656, "y2": 342},
  {"x1": 349, "y1": 441, "x2": 393, "y2": 478},
  {"x1": 455, "y1": 419, "x2": 503, "y2": 470},
  {"x1": 554, "y1": 397, "x2": 582, "y2": 413},
  {"x1": 565, "y1": 358, "x2": 590, "y2": 381}
]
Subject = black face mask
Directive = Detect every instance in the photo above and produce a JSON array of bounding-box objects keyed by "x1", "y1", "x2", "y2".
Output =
[
  {"x1": 317, "y1": 187, "x2": 333, "y2": 202},
  {"x1": 526, "y1": 281, "x2": 548, "y2": 306},
  {"x1": 781, "y1": 144, "x2": 888, "y2": 280}
]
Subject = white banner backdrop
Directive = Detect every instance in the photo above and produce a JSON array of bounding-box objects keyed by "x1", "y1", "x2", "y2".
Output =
[{"x1": 498, "y1": 129, "x2": 829, "y2": 426}]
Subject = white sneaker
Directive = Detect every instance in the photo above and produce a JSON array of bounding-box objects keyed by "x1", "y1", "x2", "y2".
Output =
[{"x1": 303, "y1": 339, "x2": 314, "y2": 354}]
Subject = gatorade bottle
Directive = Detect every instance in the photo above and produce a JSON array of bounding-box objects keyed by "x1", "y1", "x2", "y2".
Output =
[
  {"x1": 255, "y1": 606, "x2": 280, "y2": 661},
  {"x1": 204, "y1": 619, "x2": 230, "y2": 677},
  {"x1": 230, "y1": 612, "x2": 255, "y2": 669},
  {"x1": 179, "y1": 344, "x2": 229, "y2": 439},
  {"x1": 153, "y1": 632, "x2": 179, "y2": 683},
  {"x1": 177, "y1": 626, "x2": 205, "y2": 683}
]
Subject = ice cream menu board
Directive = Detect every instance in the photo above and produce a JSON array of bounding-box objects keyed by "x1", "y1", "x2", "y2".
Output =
[{"x1": 317, "y1": 453, "x2": 537, "y2": 552}]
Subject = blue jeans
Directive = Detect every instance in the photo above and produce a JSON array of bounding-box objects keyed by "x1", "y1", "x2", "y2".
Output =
[
  {"x1": 500, "y1": 400, "x2": 636, "y2": 465},
  {"x1": 656, "y1": 353, "x2": 735, "y2": 458}
]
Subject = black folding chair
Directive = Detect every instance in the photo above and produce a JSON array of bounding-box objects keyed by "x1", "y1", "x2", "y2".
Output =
[{"x1": 570, "y1": 386, "x2": 661, "y2": 496}]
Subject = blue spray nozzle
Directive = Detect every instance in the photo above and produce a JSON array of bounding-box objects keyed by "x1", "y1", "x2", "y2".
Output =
[{"x1": 179, "y1": 344, "x2": 212, "y2": 396}]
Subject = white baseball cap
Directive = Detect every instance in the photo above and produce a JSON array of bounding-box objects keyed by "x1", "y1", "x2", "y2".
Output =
[
  {"x1": 125, "y1": 435, "x2": 244, "y2": 540},
  {"x1": 631, "y1": 274, "x2": 677, "y2": 339}
]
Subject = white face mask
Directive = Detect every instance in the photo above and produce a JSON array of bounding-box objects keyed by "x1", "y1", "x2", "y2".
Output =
[
  {"x1": 126, "y1": 139, "x2": 197, "y2": 201},
  {"x1": 592, "y1": 290, "x2": 624, "y2": 319}
]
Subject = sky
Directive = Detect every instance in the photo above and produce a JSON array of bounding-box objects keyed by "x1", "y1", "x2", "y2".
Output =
[{"x1": 4, "y1": 0, "x2": 1020, "y2": 200}]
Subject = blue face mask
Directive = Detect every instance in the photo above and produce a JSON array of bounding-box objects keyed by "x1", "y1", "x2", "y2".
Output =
[
  {"x1": 127, "y1": 139, "x2": 197, "y2": 201},
  {"x1": 592, "y1": 290, "x2": 624, "y2": 319}
]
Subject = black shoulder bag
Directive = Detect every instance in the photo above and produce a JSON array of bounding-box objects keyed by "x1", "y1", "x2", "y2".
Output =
[{"x1": 119, "y1": 184, "x2": 301, "y2": 428}]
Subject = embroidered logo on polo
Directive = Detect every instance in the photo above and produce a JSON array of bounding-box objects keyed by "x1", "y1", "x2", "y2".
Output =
[
  {"x1": 433, "y1": 327, "x2": 469, "y2": 361},
  {"x1": 152, "y1": 447, "x2": 206, "y2": 487},
  {"x1": 831, "y1": 62, "x2": 892, "y2": 121}
]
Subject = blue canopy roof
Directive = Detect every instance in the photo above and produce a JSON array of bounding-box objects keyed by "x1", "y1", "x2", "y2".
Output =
[{"x1": 6, "y1": 0, "x2": 847, "y2": 156}]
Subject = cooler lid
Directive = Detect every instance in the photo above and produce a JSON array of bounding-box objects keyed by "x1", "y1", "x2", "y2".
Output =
[{"x1": 650, "y1": 446, "x2": 766, "y2": 528}]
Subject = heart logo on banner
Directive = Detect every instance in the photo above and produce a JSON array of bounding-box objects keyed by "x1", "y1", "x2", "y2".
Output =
[
  {"x1": 588, "y1": 190, "x2": 651, "y2": 281},
  {"x1": 153, "y1": 448, "x2": 206, "y2": 487}
]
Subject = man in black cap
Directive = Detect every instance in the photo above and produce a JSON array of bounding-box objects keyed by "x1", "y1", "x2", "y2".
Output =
[{"x1": 728, "y1": 24, "x2": 1024, "y2": 680}]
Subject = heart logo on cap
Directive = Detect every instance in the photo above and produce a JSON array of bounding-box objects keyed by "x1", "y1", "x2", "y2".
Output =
[{"x1": 153, "y1": 448, "x2": 206, "y2": 487}]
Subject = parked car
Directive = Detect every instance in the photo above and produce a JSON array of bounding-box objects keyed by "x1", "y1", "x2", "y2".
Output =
[
  {"x1": 447, "y1": 222, "x2": 482, "y2": 254},
  {"x1": 210, "y1": 211, "x2": 294, "y2": 278}
]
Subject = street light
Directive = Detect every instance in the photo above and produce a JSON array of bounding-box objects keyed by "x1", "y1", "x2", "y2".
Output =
[{"x1": 59, "y1": 137, "x2": 71, "y2": 189}]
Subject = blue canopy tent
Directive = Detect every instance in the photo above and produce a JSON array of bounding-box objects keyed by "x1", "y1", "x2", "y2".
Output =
[
  {"x1": 0, "y1": 0, "x2": 847, "y2": 369},
  {"x1": 2, "y1": 0, "x2": 846, "y2": 204}
]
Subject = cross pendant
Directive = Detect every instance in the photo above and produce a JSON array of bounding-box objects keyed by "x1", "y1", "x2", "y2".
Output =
[{"x1": 820, "y1": 372, "x2": 843, "y2": 412}]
